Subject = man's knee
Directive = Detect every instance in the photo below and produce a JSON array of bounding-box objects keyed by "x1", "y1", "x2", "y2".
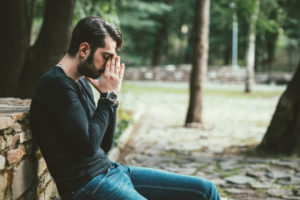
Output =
[{"x1": 205, "y1": 180, "x2": 220, "y2": 200}]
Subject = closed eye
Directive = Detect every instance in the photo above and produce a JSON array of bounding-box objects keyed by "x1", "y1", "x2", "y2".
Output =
[{"x1": 103, "y1": 54, "x2": 112, "y2": 60}]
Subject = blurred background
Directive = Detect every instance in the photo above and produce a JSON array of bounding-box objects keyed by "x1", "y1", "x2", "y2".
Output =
[
  {"x1": 28, "y1": 0, "x2": 300, "y2": 69},
  {"x1": 2, "y1": 0, "x2": 300, "y2": 98}
]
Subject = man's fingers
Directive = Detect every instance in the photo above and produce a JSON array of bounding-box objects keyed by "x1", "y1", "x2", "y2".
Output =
[
  {"x1": 115, "y1": 56, "x2": 120, "y2": 74},
  {"x1": 111, "y1": 55, "x2": 116, "y2": 73},
  {"x1": 104, "y1": 58, "x2": 111, "y2": 75},
  {"x1": 119, "y1": 63, "x2": 125, "y2": 79}
]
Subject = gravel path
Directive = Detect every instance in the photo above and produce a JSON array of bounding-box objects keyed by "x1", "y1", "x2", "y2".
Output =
[{"x1": 118, "y1": 81, "x2": 300, "y2": 200}]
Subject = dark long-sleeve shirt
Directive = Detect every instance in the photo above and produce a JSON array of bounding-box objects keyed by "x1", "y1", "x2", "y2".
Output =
[{"x1": 30, "y1": 66, "x2": 117, "y2": 197}]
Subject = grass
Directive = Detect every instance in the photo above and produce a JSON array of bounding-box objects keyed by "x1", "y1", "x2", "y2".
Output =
[
  {"x1": 112, "y1": 108, "x2": 133, "y2": 147},
  {"x1": 281, "y1": 184, "x2": 299, "y2": 194},
  {"x1": 194, "y1": 163, "x2": 210, "y2": 175},
  {"x1": 159, "y1": 149, "x2": 181, "y2": 157},
  {"x1": 215, "y1": 168, "x2": 242, "y2": 178},
  {"x1": 121, "y1": 82, "x2": 283, "y2": 99}
]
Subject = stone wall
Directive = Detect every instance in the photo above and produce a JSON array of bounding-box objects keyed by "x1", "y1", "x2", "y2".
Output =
[
  {"x1": 0, "y1": 98, "x2": 59, "y2": 200},
  {"x1": 124, "y1": 65, "x2": 292, "y2": 84}
]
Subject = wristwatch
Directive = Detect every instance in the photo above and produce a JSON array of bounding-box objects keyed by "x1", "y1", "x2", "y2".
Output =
[{"x1": 100, "y1": 91, "x2": 118, "y2": 104}]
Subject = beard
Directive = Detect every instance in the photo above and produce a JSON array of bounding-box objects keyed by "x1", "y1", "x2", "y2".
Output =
[{"x1": 77, "y1": 50, "x2": 105, "y2": 79}]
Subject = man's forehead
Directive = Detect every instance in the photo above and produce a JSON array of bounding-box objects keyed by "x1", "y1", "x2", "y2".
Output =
[{"x1": 99, "y1": 36, "x2": 117, "y2": 55}]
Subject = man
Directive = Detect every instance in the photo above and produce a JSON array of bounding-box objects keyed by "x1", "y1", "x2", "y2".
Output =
[{"x1": 30, "y1": 16, "x2": 220, "y2": 200}]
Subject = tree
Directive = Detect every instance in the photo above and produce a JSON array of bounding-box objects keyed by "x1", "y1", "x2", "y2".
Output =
[
  {"x1": 185, "y1": 0, "x2": 210, "y2": 125},
  {"x1": 245, "y1": 0, "x2": 260, "y2": 93},
  {"x1": 0, "y1": 0, "x2": 75, "y2": 98},
  {"x1": 257, "y1": 61, "x2": 300, "y2": 155},
  {"x1": 257, "y1": 0, "x2": 300, "y2": 156}
]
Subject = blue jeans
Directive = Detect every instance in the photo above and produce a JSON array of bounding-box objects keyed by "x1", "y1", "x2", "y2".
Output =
[{"x1": 63, "y1": 162, "x2": 220, "y2": 200}]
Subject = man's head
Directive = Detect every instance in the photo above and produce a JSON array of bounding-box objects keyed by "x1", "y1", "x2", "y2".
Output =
[{"x1": 68, "y1": 16, "x2": 124, "y2": 79}]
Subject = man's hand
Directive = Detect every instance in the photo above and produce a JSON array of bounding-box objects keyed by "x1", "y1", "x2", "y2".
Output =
[{"x1": 86, "y1": 55, "x2": 125, "y2": 94}]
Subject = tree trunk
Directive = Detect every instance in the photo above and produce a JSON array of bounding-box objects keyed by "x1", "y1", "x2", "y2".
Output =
[
  {"x1": 17, "y1": 0, "x2": 75, "y2": 98},
  {"x1": 245, "y1": 0, "x2": 259, "y2": 93},
  {"x1": 185, "y1": 0, "x2": 210, "y2": 125},
  {"x1": 257, "y1": 60, "x2": 300, "y2": 155},
  {"x1": 0, "y1": 1, "x2": 34, "y2": 97}
]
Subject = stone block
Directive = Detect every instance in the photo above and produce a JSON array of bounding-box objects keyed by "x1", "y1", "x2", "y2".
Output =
[
  {"x1": 12, "y1": 159, "x2": 34, "y2": 200},
  {"x1": 0, "y1": 116, "x2": 13, "y2": 130},
  {"x1": 13, "y1": 123, "x2": 22, "y2": 133},
  {"x1": 225, "y1": 175, "x2": 256, "y2": 185},
  {"x1": 1, "y1": 127, "x2": 13, "y2": 135},
  {"x1": 23, "y1": 185, "x2": 38, "y2": 200},
  {"x1": 10, "y1": 112, "x2": 28, "y2": 122},
  {"x1": 38, "y1": 157, "x2": 47, "y2": 177},
  {"x1": 5, "y1": 134, "x2": 20, "y2": 148},
  {"x1": 0, "y1": 172, "x2": 8, "y2": 200},
  {"x1": 19, "y1": 131, "x2": 32, "y2": 143},
  {"x1": 38, "y1": 181, "x2": 54, "y2": 200},
  {"x1": 0, "y1": 136, "x2": 5, "y2": 150},
  {"x1": 38, "y1": 172, "x2": 52, "y2": 188},
  {"x1": 45, "y1": 181, "x2": 55, "y2": 200},
  {"x1": 50, "y1": 183, "x2": 60, "y2": 199},
  {"x1": 0, "y1": 155, "x2": 5, "y2": 170},
  {"x1": 7, "y1": 145, "x2": 26, "y2": 165}
]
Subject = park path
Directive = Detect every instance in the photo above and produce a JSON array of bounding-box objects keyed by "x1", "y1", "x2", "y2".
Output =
[{"x1": 118, "y1": 81, "x2": 300, "y2": 200}]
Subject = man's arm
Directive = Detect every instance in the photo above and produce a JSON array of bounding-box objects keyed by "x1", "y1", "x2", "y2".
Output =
[
  {"x1": 100, "y1": 105, "x2": 117, "y2": 153},
  {"x1": 40, "y1": 77, "x2": 114, "y2": 157},
  {"x1": 87, "y1": 55, "x2": 125, "y2": 153}
]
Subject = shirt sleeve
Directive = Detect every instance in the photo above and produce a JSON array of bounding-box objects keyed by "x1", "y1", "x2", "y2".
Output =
[
  {"x1": 39, "y1": 77, "x2": 113, "y2": 156},
  {"x1": 100, "y1": 104, "x2": 118, "y2": 154}
]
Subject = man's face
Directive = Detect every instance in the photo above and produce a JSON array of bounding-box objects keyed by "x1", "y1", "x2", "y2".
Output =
[{"x1": 77, "y1": 35, "x2": 117, "y2": 79}]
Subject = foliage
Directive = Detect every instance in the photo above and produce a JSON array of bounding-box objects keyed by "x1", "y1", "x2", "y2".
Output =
[
  {"x1": 113, "y1": 108, "x2": 133, "y2": 147},
  {"x1": 30, "y1": 0, "x2": 300, "y2": 71},
  {"x1": 74, "y1": 0, "x2": 120, "y2": 26},
  {"x1": 117, "y1": 0, "x2": 172, "y2": 65}
]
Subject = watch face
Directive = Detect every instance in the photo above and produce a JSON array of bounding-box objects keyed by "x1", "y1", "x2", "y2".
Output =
[{"x1": 108, "y1": 92, "x2": 117, "y2": 101}]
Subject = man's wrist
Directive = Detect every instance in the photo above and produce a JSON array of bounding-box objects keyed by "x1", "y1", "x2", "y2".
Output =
[
  {"x1": 99, "y1": 97, "x2": 119, "y2": 106},
  {"x1": 100, "y1": 91, "x2": 118, "y2": 105}
]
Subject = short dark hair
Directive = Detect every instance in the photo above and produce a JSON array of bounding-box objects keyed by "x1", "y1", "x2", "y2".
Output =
[{"x1": 67, "y1": 16, "x2": 124, "y2": 57}]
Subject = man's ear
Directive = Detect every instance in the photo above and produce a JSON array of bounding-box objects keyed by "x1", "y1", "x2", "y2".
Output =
[{"x1": 78, "y1": 42, "x2": 90, "y2": 59}]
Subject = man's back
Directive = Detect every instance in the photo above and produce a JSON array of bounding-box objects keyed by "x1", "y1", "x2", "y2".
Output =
[{"x1": 30, "y1": 66, "x2": 116, "y2": 197}]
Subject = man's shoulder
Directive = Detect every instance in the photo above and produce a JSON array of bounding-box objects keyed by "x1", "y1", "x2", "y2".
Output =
[
  {"x1": 33, "y1": 66, "x2": 77, "y2": 100},
  {"x1": 38, "y1": 67, "x2": 75, "y2": 89},
  {"x1": 39, "y1": 66, "x2": 65, "y2": 82}
]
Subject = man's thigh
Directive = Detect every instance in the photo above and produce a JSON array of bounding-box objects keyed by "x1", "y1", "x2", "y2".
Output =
[
  {"x1": 127, "y1": 166, "x2": 220, "y2": 200},
  {"x1": 72, "y1": 163, "x2": 146, "y2": 200}
]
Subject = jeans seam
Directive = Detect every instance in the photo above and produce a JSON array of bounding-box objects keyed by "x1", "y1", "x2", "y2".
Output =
[
  {"x1": 90, "y1": 168, "x2": 111, "y2": 195},
  {"x1": 134, "y1": 185, "x2": 208, "y2": 199}
]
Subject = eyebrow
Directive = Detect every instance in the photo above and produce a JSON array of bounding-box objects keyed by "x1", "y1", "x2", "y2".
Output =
[{"x1": 102, "y1": 51, "x2": 115, "y2": 56}]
